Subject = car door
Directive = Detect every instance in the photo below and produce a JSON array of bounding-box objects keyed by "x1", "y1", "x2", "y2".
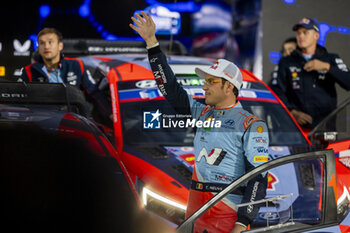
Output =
[{"x1": 177, "y1": 150, "x2": 342, "y2": 233}]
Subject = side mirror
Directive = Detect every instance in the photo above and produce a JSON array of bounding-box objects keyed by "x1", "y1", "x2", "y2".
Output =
[{"x1": 310, "y1": 131, "x2": 338, "y2": 148}]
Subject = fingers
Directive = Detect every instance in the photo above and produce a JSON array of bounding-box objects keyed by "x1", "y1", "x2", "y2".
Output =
[
  {"x1": 141, "y1": 11, "x2": 155, "y2": 27},
  {"x1": 298, "y1": 113, "x2": 313, "y2": 125},
  {"x1": 141, "y1": 11, "x2": 149, "y2": 21},
  {"x1": 304, "y1": 61, "x2": 312, "y2": 72},
  {"x1": 297, "y1": 115, "x2": 307, "y2": 125},
  {"x1": 292, "y1": 110, "x2": 313, "y2": 125},
  {"x1": 129, "y1": 23, "x2": 138, "y2": 32},
  {"x1": 131, "y1": 17, "x2": 143, "y2": 29},
  {"x1": 130, "y1": 13, "x2": 146, "y2": 29},
  {"x1": 130, "y1": 12, "x2": 152, "y2": 29},
  {"x1": 130, "y1": 12, "x2": 147, "y2": 30},
  {"x1": 304, "y1": 60, "x2": 330, "y2": 72},
  {"x1": 302, "y1": 113, "x2": 313, "y2": 124},
  {"x1": 135, "y1": 13, "x2": 146, "y2": 24}
]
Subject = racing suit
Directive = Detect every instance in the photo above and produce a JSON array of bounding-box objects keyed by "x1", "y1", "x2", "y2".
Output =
[
  {"x1": 270, "y1": 45, "x2": 350, "y2": 128},
  {"x1": 20, "y1": 54, "x2": 111, "y2": 122},
  {"x1": 148, "y1": 45, "x2": 269, "y2": 232}
]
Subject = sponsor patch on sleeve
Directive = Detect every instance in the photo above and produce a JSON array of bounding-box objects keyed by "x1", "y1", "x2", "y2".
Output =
[
  {"x1": 254, "y1": 156, "x2": 268, "y2": 163},
  {"x1": 257, "y1": 126, "x2": 264, "y2": 133},
  {"x1": 243, "y1": 115, "x2": 262, "y2": 130}
]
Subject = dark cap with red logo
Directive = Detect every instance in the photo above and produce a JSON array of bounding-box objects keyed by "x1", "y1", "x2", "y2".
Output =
[
  {"x1": 195, "y1": 59, "x2": 243, "y2": 90},
  {"x1": 293, "y1": 17, "x2": 319, "y2": 32}
]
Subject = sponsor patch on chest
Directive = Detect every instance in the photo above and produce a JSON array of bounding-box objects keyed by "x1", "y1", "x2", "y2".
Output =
[{"x1": 66, "y1": 72, "x2": 77, "y2": 85}]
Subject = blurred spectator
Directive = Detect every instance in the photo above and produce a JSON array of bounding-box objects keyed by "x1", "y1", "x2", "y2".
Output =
[
  {"x1": 19, "y1": 27, "x2": 112, "y2": 125},
  {"x1": 281, "y1": 37, "x2": 297, "y2": 57},
  {"x1": 269, "y1": 37, "x2": 297, "y2": 87},
  {"x1": 270, "y1": 17, "x2": 350, "y2": 129}
]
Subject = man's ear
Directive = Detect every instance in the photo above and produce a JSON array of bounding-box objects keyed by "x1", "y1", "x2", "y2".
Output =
[
  {"x1": 59, "y1": 42, "x2": 64, "y2": 52},
  {"x1": 226, "y1": 82, "x2": 234, "y2": 94},
  {"x1": 314, "y1": 32, "x2": 320, "y2": 41},
  {"x1": 229, "y1": 82, "x2": 235, "y2": 90}
]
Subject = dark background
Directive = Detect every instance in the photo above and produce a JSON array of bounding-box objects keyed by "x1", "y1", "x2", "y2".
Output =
[{"x1": 0, "y1": 0, "x2": 260, "y2": 79}]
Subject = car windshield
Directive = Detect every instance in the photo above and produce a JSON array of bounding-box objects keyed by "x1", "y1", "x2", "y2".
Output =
[
  {"x1": 120, "y1": 99, "x2": 195, "y2": 146},
  {"x1": 241, "y1": 100, "x2": 308, "y2": 146},
  {"x1": 119, "y1": 98, "x2": 308, "y2": 147}
]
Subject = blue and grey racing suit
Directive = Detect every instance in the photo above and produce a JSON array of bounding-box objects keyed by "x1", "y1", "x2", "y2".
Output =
[{"x1": 147, "y1": 45, "x2": 269, "y2": 231}]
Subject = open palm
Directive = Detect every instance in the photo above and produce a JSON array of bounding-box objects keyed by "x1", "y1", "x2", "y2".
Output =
[{"x1": 129, "y1": 11, "x2": 158, "y2": 47}]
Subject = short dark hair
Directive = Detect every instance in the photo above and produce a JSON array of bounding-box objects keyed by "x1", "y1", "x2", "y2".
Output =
[
  {"x1": 281, "y1": 37, "x2": 297, "y2": 53},
  {"x1": 233, "y1": 86, "x2": 239, "y2": 98},
  {"x1": 283, "y1": 37, "x2": 297, "y2": 44},
  {"x1": 221, "y1": 78, "x2": 239, "y2": 98},
  {"x1": 38, "y1": 27, "x2": 63, "y2": 42}
]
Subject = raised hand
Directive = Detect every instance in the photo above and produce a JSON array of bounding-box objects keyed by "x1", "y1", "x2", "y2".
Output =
[{"x1": 129, "y1": 11, "x2": 158, "y2": 48}]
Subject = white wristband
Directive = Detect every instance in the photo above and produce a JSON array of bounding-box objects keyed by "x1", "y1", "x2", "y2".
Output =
[
  {"x1": 146, "y1": 42, "x2": 159, "y2": 50},
  {"x1": 235, "y1": 222, "x2": 247, "y2": 228}
]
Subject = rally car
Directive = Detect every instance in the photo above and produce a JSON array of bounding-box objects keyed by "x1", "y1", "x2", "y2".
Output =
[{"x1": 68, "y1": 40, "x2": 350, "y2": 232}]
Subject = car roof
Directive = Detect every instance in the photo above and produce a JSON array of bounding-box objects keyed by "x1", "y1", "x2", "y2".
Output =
[{"x1": 81, "y1": 54, "x2": 264, "y2": 84}]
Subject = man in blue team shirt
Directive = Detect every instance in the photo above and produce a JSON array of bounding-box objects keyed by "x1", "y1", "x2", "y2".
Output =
[
  {"x1": 130, "y1": 12, "x2": 269, "y2": 233},
  {"x1": 20, "y1": 27, "x2": 111, "y2": 122},
  {"x1": 270, "y1": 18, "x2": 350, "y2": 129}
]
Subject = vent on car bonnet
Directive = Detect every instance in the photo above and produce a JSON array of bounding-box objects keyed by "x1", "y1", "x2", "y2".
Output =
[
  {"x1": 170, "y1": 165, "x2": 192, "y2": 185},
  {"x1": 138, "y1": 147, "x2": 169, "y2": 160}
]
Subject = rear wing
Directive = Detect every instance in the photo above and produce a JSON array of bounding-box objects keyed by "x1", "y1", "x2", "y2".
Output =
[{"x1": 61, "y1": 39, "x2": 188, "y2": 57}]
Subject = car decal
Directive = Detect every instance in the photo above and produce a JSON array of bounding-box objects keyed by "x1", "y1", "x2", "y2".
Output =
[
  {"x1": 165, "y1": 146, "x2": 195, "y2": 170},
  {"x1": 267, "y1": 172, "x2": 279, "y2": 191},
  {"x1": 268, "y1": 146, "x2": 291, "y2": 160},
  {"x1": 335, "y1": 149, "x2": 350, "y2": 169}
]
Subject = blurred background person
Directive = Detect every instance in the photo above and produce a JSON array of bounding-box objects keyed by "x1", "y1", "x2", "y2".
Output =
[
  {"x1": 281, "y1": 37, "x2": 297, "y2": 57},
  {"x1": 269, "y1": 37, "x2": 297, "y2": 87},
  {"x1": 270, "y1": 17, "x2": 350, "y2": 130}
]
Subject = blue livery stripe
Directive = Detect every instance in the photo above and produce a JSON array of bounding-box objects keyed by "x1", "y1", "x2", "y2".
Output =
[
  {"x1": 255, "y1": 91, "x2": 276, "y2": 100},
  {"x1": 119, "y1": 89, "x2": 161, "y2": 101},
  {"x1": 119, "y1": 90, "x2": 142, "y2": 100}
]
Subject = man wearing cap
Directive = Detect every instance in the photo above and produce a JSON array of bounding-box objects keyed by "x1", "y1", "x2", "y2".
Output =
[
  {"x1": 271, "y1": 17, "x2": 350, "y2": 129},
  {"x1": 130, "y1": 12, "x2": 269, "y2": 233}
]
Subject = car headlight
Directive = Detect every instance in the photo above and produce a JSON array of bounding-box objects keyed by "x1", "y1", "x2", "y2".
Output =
[
  {"x1": 142, "y1": 187, "x2": 186, "y2": 225},
  {"x1": 337, "y1": 185, "x2": 350, "y2": 221}
]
